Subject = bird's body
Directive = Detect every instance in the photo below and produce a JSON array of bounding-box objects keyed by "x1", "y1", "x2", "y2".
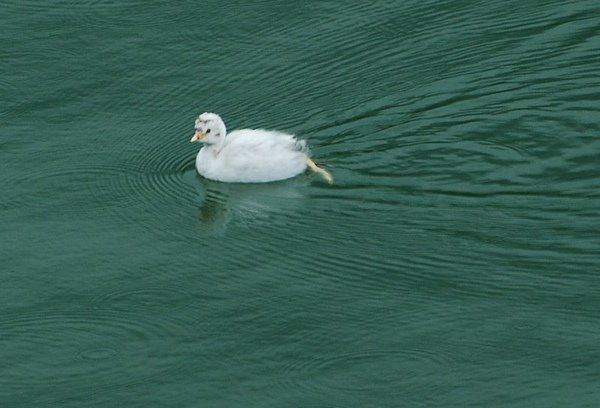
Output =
[
  {"x1": 195, "y1": 128, "x2": 308, "y2": 183},
  {"x1": 190, "y1": 113, "x2": 332, "y2": 184}
]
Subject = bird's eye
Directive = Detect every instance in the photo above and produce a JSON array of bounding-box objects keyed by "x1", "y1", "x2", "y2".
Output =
[{"x1": 206, "y1": 129, "x2": 211, "y2": 134}]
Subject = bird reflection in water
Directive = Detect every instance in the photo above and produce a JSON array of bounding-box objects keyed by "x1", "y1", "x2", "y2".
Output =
[{"x1": 196, "y1": 177, "x2": 309, "y2": 231}]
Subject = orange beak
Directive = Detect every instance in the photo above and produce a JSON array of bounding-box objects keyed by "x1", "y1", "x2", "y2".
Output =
[{"x1": 190, "y1": 132, "x2": 207, "y2": 142}]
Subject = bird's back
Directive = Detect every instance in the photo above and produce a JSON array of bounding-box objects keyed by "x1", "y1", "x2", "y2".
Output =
[{"x1": 200, "y1": 129, "x2": 308, "y2": 183}]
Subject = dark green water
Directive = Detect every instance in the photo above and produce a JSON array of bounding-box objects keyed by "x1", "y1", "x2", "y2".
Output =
[{"x1": 2, "y1": 1, "x2": 600, "y2": 406}]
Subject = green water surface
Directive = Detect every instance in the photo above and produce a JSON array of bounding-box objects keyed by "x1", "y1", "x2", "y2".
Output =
[{"x1": 2, "y1": 1, "x2": 599, "y2": 407}]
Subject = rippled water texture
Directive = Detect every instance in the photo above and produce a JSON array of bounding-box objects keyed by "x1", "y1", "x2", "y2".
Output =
[{"x1": 2, "y1": 0, "x2": 599, "y2": 406}]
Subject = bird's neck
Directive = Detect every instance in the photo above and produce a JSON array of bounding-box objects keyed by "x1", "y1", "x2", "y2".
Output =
[{"x1": 203, "y1": 138, "x2": 226, "y2": 156}]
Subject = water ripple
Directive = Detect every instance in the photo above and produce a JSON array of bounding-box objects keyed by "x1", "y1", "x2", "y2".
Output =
[
  {"x1": 1, "y1": 121, "x2": 199, "y2": 234},
  {"x1": 2, "y1": 0, "x2": 198, "y2": 27},
  {"x1": 91, "y1": 287, "x2": 195, "y2": 313},
  {"x1": 0, "y1": 162, "x2": 136, "y2": 215},
  {"x1": 100, "y1": 134, "x2": 200, "y2": 229},
  {"x1": 279, "y1": 347, "x2": 455, "y2": 398},
  {"x1": 0, "y1": 308, "x2": 195, "y2": 393}
]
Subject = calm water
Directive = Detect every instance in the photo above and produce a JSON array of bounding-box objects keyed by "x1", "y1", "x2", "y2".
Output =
[{"x1": 2, "y1": 1, "x2": 599, "y2": 406}]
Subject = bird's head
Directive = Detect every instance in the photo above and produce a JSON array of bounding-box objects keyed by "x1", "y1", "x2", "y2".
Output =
[{"x1": 190, "y1": 112, "x2": 227, "y2": 145}]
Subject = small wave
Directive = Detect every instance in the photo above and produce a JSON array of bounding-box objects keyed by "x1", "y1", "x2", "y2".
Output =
[
  {"x1": 2, "y1": 0, "x2": 198, "y2": 28},
  {"x1": 90, "y1": 287, "x2": 195, "y2": 313},
  {"x1": 0, "y1": 308, "x2": 195, "y2": 395},
  {"x1": 279, "y1": 347, "x2": 456, "y2": 402}
]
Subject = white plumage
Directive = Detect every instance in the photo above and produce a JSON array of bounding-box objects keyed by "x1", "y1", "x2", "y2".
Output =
[{"x1": 190, "y1": 112, "x2": 332, "y2": 184}]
